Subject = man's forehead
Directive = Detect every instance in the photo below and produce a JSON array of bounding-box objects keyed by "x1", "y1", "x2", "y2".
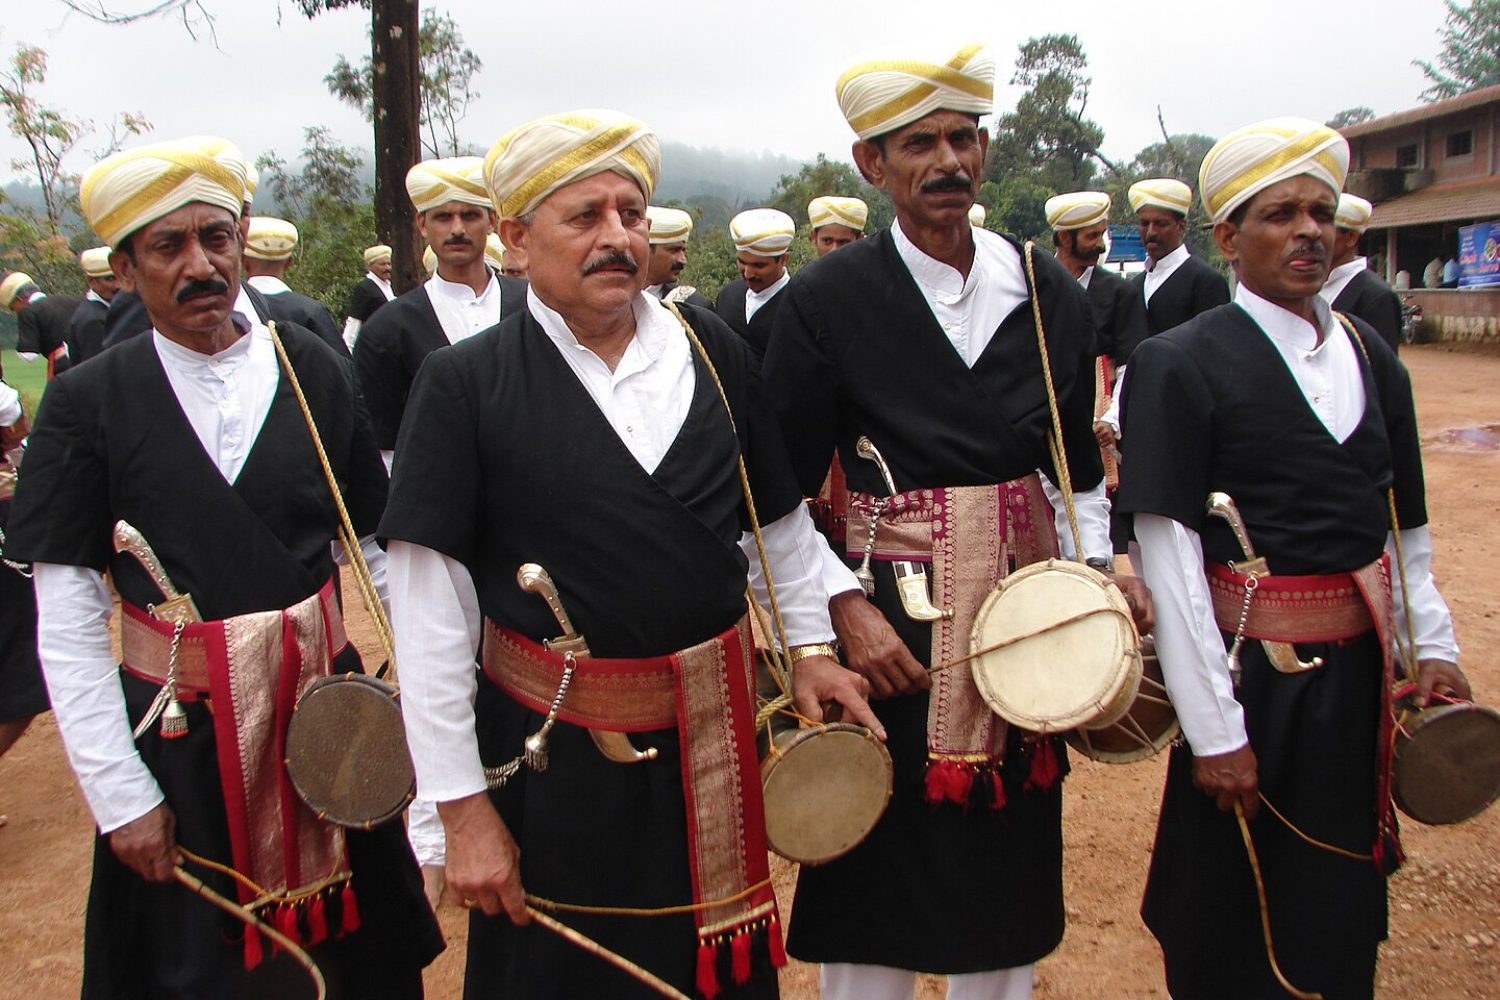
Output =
[
  {"x1": 544, "y1": 171, "x2": 647, "y2": 213},
  {"x1": 137, "y1": 201, "x2": 238, "y2": 236},
  {"x1": 654, "y1": 241, "x2": 687, "y2": 253},
  {"x1": 883, "y1": 110, "x2": 981, "y2": 140},
  {"x1": 1245, "y1": 175, "x2": 1338, "y2": 212},
  {"x1": 425, "y1": 199, "x2": 491, "y2": 216}
]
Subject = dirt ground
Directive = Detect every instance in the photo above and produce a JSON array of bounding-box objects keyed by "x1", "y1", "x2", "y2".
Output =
[{"x1": 2, "y1": 343, "x2": 1497, "y2": 999}]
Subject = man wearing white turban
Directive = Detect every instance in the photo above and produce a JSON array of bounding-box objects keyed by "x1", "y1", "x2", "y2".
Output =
[
  {"x1": 643, "y1": 206, "x2": 711, "y2": 308},
  {"x1": 1127, "y1": 177, "x2": 1230, "y2": 340},
  {"x1": 1321, "y1": 193, "x2": 1403, "y2": 352},
  {"x1": 808, "y1": 195, "x2": 868, "y2": 256},
  {"x1": 5, "y1": 135, "x2": 443, "y2": 997},
  {"x1": 716, "y1": 207, "x2": 797, "y2": 359},
  {"x1": 760, "y1": 41, "x2": 1153, "y2": 1000},
  {"x1": 354, "y1": 156, "x2": 527, "y2": 469},
  {"x1": 2, "y1": 271, "x2": 84, "y2": 380},
  {"x1": 63, "y1": 248, "x2": 122, "y2": 365},
  {"x1": 1118, "y1": 117, "x2": 1467, "y2": 1000},
  {"x1": 379, "y1": 108, "x2": 878, "y2": 1000},
  {"x1": 342, "y1": 244, "x2": 396, "y2": 351},
  {"x1": 240, "y1": 217, "x2": 347, "y2": 356}
]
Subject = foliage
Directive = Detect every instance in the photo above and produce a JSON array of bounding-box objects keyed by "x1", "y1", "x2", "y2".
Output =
[
  {"x1": 256, "y1": 127, "x2": 377, "y2": 315},
  {"x1": 1415, "y1": 0, "x2": 1500, "y2": 101},
  {"x1": 762, "y1": 154, "x2": 894, "y2": 230},
  {"x1": 326, "y1": 7, "x2": 483, "y2": 157},
  {"x1": 1327, "y1": 106, "x2": 1376, "y2": 129},
  {"x1": 987, "y1": 35, "x2": 1112, "y2": 197}
]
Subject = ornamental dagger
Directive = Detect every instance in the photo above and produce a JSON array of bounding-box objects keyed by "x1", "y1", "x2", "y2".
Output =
[
  {"x1": 112, "y1": 520, "x2": 201, "y2": 625},
  {"x1": 1204, "y1": 494, "x2": 1322, "y2": 674},
  {"x1": 856, "y1": 436, "x2": 951, "y2": 622}
]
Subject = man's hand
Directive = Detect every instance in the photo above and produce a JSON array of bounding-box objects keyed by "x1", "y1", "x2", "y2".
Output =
[
  {"x1": 1192, "y1": 744, "x2": 1259, "y2": 820},
  {"x1": 437, "y1": 792, "x2": 529, "y2": 924},
  {"x1": 421, "y1": 864, "x2": 447, "y2": 911},
  {"x1": 1413, "y1": 658, "x2": 1471, "y2": 708},
  {"x1": 791, "y1": 654, "x2": 886, "y2": 740},
  {"x1": 1093, "y1": 420, "x2": 1118, "y2": 449},
  {"x1": 1105, "y1": 571, "x2": 1155, "y2": 636},
  {"x1": 110, "y1": 802, "x2": 179, "y2": 883},
  {"x1": 830, "y1": 590, "x2": 929, "y2": 699}
]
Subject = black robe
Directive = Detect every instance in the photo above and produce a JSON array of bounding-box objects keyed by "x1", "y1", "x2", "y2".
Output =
[
  {"x1": 0, "y1": 497, "x2": 48, "y2": 723},
  {"x1": 261, "y1": 287, "x2": 348, "y2": 357},
  {"x1": 353, "y1": 278, "x2": 527, "y2": 450},
  {"x1": 1087, "y1": 264, "x2": 1150, "y2": 366},
  {"x1": 715, "y1": 278, "x2": 787, "y2": 362},
  {"x1": 1332, "y1": 267, "x2": 1403, "y2": 354},
  {"x1": 760, "y1": 228, "x2": 1102, "y2": 972},
  {"x1": 379, "y1": 303, "x2": 793, "y2": 1000},
  {"x1": 1117, "y1": 305, "x2": 1425, "y2": 1000},
  {"x1": 5, "y1": 324, "x2": 443, "y2": 999},
  {"x1": 65, "y1": 296, "x2": 110, "y2": 367},
  {"x1": 1131, "y1": 254, "x2": 1231, "y2": 335},
  {"x1": 17, "y1": 293, "x2": 84, "y2": 376},
  {"x1": 345, "y1": 277, "x2": 392, "y2": 324}
]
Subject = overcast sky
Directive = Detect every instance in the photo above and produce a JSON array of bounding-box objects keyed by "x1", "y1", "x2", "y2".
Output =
[{"x1": 0, "y1": 0, "x2": 1456, "y2": 189}]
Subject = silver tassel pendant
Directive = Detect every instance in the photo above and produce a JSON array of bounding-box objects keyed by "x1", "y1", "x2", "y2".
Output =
[
  {"x1": 160, "y1": 691, "x2": 189, "y2": 739},
  {"x1": 522, "y1": 657, "x2": 577, "y2": 773}
]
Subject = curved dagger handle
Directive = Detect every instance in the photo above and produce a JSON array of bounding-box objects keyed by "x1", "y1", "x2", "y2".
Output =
[
  {"x1": 854, "y1": 436, "x2": 951, "y2": 620},
  {"x1": 112, "y1": 520, "x2": 201, "y2": 624},
  {"x1": 1205, "y1": 493, "x2": 1261, "y2": 564},
  {"x1": 855, "y1": 436, "x2": 901, "y2": 497}
]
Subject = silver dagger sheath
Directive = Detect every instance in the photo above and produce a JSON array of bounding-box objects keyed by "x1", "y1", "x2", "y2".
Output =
[{"x1": 855, "y1": 436, "x2": 951, "y2": 621}]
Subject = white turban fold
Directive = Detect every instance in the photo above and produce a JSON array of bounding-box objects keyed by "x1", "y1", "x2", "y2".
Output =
[
  {"x1": 1046, "y1": 191, "x2": 1111, "y2": 231},
  {"x1": 1128, "y1": 178, "x2": 1193, "y2": 218},
  {"x1": 242, "y1": 162, "x2": 260, "y2": 208},
  {"x1": 1336, "y1": 193, "x2": 1373, "y2": 233},
  {"x1": 364, "y1": 244, "x2": 392, "y2": 267},
  {"x1": 808, "y1": 196, "x2": 867, "y2": 232},
  {"x1": 1199, "y1": 118, "x2": 1349, "y2": 224},
  {"x1": 968, "y1": 203, "x2": 987, "y2": 227},
  {"x1": 0, "y1": 272, "x2": 34, "y2": 309},
  {"x1": 647, "y1": 206, "x2": 694, "y2": 244},
  {"x1": 484, "y1": 109, "x2": 660, "y2": 220},
  {"x1": 422, "y1": 245, "x2": 438, "y2": 275},
  {"x1": 80, "y1": 135, "x2": 248, "y2": 249},
  {"x1": 405, "y1": 156, "x2": 491, "y2": 213},
  {"x1": 484, "y1": 232, "x2": 506, "y2": 271},
  {"x1": 730, "y1": 209, "x2": 795, "y2": 256},
  {"x1": 79, "y1": 247, "x2": 114, "y2": 278},
  {"x1": 836, "y1": 41, "x2": 995, "y2": 140},
  {"x1": 243, "y1": 217, "x2": 299, "y2": 261}
]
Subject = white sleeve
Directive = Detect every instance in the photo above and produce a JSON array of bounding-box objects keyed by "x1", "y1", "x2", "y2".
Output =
[
  {"x1": 0, "y1": 382, "x2": 21, "y2": 427},
  {"x1": 405, "y1": 797, "x2": 447, "y2": 867},
  {"x1": 33, "y1": 563, "x2": 165, "y2": 833},
  {"x1": 1038, "y1": 473, "x2": 1112, "y2": 564},
  {"x1": 332, "y1": 534, "x2": 392, "y2": 622},
  {"x1": 387, "y1": 540, "x2": 488, "y2": 802},
  {"x1": 1135, "y1": 514, "x2": 1248, "y2": 756},
  {"x1": 1387, "y1": 526, "x2": 1460, "y2": 665},
  {"x1": 343, "y1": 317, "x2": 362, "y2": 353},
  {"x1": 742, "y1": 504, "x2": 840, "y2": 647},
  {"x1": 1100, "y1": 364, "x2": 1125, "y2": 435}
]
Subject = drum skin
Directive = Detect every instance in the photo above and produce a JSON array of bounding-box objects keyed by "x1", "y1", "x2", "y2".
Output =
[
  {"x1": 285, "y1": 672, "x2": 416, "y2": 829},
  {"x1": 1065, "y1": 638, "x2": 1181, "y2": 764},
  {"x1": 1393, "y1": 700, "x2": 1500, "y2": 825},
  {"x1": 969, "y1": 560, "x2": 1141, "y2": 733},
  {"x1": 760, "y1": 722, "x2": 893, "y2": 865}
]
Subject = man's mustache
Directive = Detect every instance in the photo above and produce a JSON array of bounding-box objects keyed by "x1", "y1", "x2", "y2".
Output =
[
  {"x1": 921, "y1": 175, "x2": 974, "y2": 195},
  {"x1": 176, "y1": 278, "x2": 230, "y2": 304},
  {"x1": 443, "y1": 236, "x2": 473, "y2": 247},
  {"x1": 1286, "y1": 242, "x2": 1327, "y2": 264},
  {"x1": 1079, "y1": 245, "x2": 1105, "y2": 261},
  {"x1": 584, "y1": 251, "x2": 638, "y2": 276}
]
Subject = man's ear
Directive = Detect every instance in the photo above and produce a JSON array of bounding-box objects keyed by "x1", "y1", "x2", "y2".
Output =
[
  {"x1": 1213, "y1": 220, "x2": 1239, "y2": 264},
  {"x1": 110, "y1": 248, "x2": 137, "y2": 294},
  {"x1": 852, "y1": 140, "x2": 886, "y2": 189},
  {"x1": 498, "y1": 217, "x2": 530, "y2": 272}
]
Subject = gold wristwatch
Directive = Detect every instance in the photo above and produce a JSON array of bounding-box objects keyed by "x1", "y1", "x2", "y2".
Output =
[{"x1": 788, "y1": 642, "x2": 839, "y2": 664}]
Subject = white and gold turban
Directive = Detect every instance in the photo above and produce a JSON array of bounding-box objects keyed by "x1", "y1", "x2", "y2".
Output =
[
  {"x1": 1336, "y1": 193, "x2": 1373, "y2": 233},
  {"x1": 730, "y1": 209, "x2": 795, "y2": 256},
  {"x1": 484, "y1": 232, "x2": 506, "y2": 271},
  {"x1": 1199, "y1": 118, "x2": 1349, "y2": 224},
  {"x1": 406, "y1": 156, "x2": 491, "y2": 213},
  {"x1": 364, "y1": 244, "x2": 392, "y2": 267},
  {"x1": 243, "y1": 217, "x2": 299, "y2": 261},
  {"x1": 0, "y1": 272, "x2": 34, "y2": 309},
  {"x1": 484, "y1": 109, "x2": 659, "y2": 219},
  {"x1": 968, "y1": 203, "x2": 987, "y2": 227},
  {"x1": 79, "y1": 247, "x2": 114, "y2": 278},
  {"x1": 1046, "y1": 191, "x2": 1110, "y2": 231},
  {"x1": 422, "y1": 245, "x2": 438, "y2": 275},
  {"x1": 648, "y1": 206, "x2": 694, "y2": 244},
  {"x1": 1128, "y1": 178, "x2": 1193, "y2": 218},
  {"x1": 836, "y1": 41, "x2": 994, "y2": 140},
  {"x1": 80, "y1": 135, "x2": 248, "y2": 249},
  {"x1": 243, "y1": 162, "x2": 260, "y2": 208},
  {"x1": 808, "y1": 196, "x2": 868, "y2": 232}
]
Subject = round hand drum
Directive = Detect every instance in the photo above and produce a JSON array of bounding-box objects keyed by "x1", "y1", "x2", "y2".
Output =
[
  {"x1": 1065, "y1": 636, "x2": 1180, "y2": 763},
  {"x1": 1393, "y1": 697, "x2": 1500, "y2": 825},
  {"x1": 760, "y1": 722, "x2": 893, "y2": 865},
  {"x1": 969, "y1": 560, "x2": 1142, "y2": 733},
  {"x1": 285, "y1": 673, "x2": 416, "y2": 829}
]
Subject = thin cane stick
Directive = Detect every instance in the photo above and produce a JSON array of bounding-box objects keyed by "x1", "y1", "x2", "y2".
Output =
[
  {"x1": 174, "y1": 866, "x2": 327, "y2": 1000},
  {"x1": 1233, "y1": 804, "x2": 1322, "y2": 1000},
  {"x1": 527, "y1": 906, "x2": 693, "y2": 1000}
]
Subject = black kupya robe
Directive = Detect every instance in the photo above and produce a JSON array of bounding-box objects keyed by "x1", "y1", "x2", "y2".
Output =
[
  {"x1": 65, "y1": 297, "x2": 110, "y2": 367},
  {"x1": 5, "y1": 324, "x2": 443, "y2": 999},
  {"x1": 345, "y1": 276, "x2": 391, "y2": 324},
  {"x1": 1131, "y1": 253, "x2": 1231, "y2": 335},
  {"x1": 760, "y1": 229, "x2": 1102, "y2": 973},
  {"x1": 715, "y1": 277, "x2": 788, "y2": 363},
  {"x1": 1332, "y1": 267, "x2": 1404, "y2": 354},
  {"x1": 380, "y1": 303, "x2": 794, "y2": 1000},
  {"x1": 1117, "y1": 305, "x2": 1426, "y2": 1000},
  {"x1": 260, "y1": 287, "x2": 348, "y2": 357},
  {"x1": 1087, "y1": 264, "x2": 1150, "y2": 367}
]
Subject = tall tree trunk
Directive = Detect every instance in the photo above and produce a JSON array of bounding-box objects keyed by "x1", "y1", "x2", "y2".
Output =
[{"x1": 371, "y1": 0, "x2": 421, "y2": 292}]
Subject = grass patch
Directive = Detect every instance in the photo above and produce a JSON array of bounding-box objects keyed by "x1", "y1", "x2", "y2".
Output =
[{"x1": 2, "y1": 350, "x2": 48, "y2": 419}]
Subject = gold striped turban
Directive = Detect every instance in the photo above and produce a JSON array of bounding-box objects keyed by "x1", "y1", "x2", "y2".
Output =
[
  {"x1": 406, "y1": 156, "x2": 491, "y2": 213},
  {"x1": 484, "y1": 109, "x2": 659, "y2": 220},
  {"x1": 243, "y1": 217, "x2": 299, "y2": 261},
  {"x1": 80, "y1": 136, "x2": 248, "y2": 249},
  {"x1": 1199, "y1": 118, "x2": 1348, "y2": 224},
  {"x1": 1128, "y1": 179, "x2": 1193, "y2": 218},
  {"x1": 0, "y1": 272, "x2": 34, "y2": 309},
  {"x1": 364, "y1": 244, "x2": 392, "y2": 267},
  {"x1": 243, "y1": 162, "x2": 259, "y2": 208},
  {"x1": 808, "y1": 196, "x2": 867, "y2": 232},
  {"x1": 1046, "y1": 191, "x2": 1111, "y2": 231},
  {"x1": 968, "y1": 203, "x2": 986, "y2": 227},
  {"x1": 485, "y1": 232, "x2": 506, "y2": 271},
  {"x1": 648, "y1": 206, "x2": 694, "y2": 244},
  {"x1": 730, "y1": 209, "x2": 795, "y2": 256},
  {"x1": 422, "y1": 245, "x2": 438, "y2": 275},
  {"x1": 1336, "y1": 193, "x2": 1373, "y2": 233},
  {"x1": 79, "y1": 248, "x2": 114, "y2": 278},
  {"x1": 836, "y1": 41, "x2": 994, "y2": 140}
]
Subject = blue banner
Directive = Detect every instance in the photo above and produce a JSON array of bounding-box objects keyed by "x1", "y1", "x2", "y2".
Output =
[
  {"x1": 1106, "y1": 225, "x2": 1146, "y2": 264},
  {"x1": 1458, "y1": 221, "x2": 1500, "y2": 288}
]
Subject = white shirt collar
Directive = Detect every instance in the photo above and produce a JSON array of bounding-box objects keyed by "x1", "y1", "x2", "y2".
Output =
[
  {"x1": 1320, "y1": 256, "x2": 1367, "y2": 306},
  {"x1": 1148, "y1": 242, "x2": 1190, "y2": 276},
  {"x1": 745, "y1": 270, "x2": 790, "y2": 307},
  {"x1": 366, "y1": 271, "x2": 395, "y2": 299},
  {"x1": 1078, "y1": 265, "x2": 1094, "y2": 289},
  {"x1": 892, "y1": 217, "x2": 977, "y2": 301},
  {"x1": 86, "y1": 289, "x2": 108, "y2": 306},
  {"x1": 526, "y1": 287, "x2": 675, "y2": 375},
  {"x1": 426, "y1": 270, "x2": 499, "y2": 304},
  {"x1": 245, "y1": 274, "x2": 291, "y2": 296},
  {"x1": 1234, "y1": 283, "x2": 1338, "y2": 353},
  {"x1": 152, "y1": 313, "x2": 257, "y2": 370}
]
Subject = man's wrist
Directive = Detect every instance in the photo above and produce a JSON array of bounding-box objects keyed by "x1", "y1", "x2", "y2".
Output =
[{"x1": 789, "y1": 642, "x2": 839, "y2": 665}]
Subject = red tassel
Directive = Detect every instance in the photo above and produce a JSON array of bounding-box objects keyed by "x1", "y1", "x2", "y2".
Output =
[
  {"x1": 924, "y1": 759, "x2": 977, "y2": 807},
  {"x1": 768, "y1": 915, "x2": 787, "y2": 968},
  {"x1": 1025, "y1": 739, "x2": 1060, "y2": 792},
  {"x1": 989, "y1": 769, "x2": 1007, "y2": 812},
  {"x1": 243, "y1": 926, "x2": 264, "y2": 970},
  {"x1": 341, "y1": 884, "x2": 361, "y2": 934},
  {"x1": 696, "y1": 939, "x2": 721, "y2": 999},
  {"x1": 923, "y1": 760, "x2": 949, "y2": 806},
  {"x1": 308, "y1": 894, "x2": 328, "y2": 946},
  {"x1": 731, "y1": 929, "x2": 752, "y2": 985},
  {"x1": 276, "y1": 904, "x2": 300, "y2": 946}
]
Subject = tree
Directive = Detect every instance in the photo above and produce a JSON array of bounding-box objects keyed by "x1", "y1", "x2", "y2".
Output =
[
  {"x1": 1415, "y1": 0, "x2": 1500, "y2": 101},
  {"x1": 1327, "y1": 107, "x2": 1376, "y2": 130},
  {"x1": 763, "y1": 154, "x2": 893, "y2": 230},
  {"x1": 326, "y1": 7, "x2": 483, "y2": 158}
]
